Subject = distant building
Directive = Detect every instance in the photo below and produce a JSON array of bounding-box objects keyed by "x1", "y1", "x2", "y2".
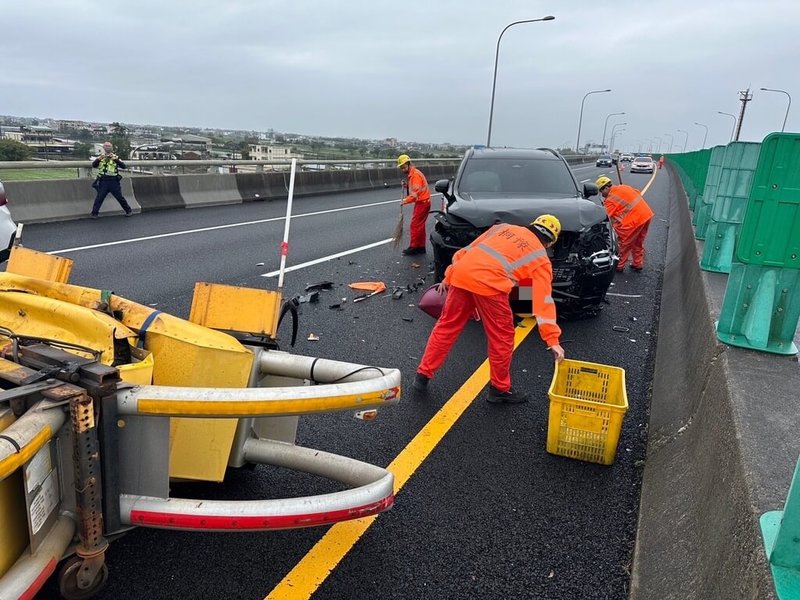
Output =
[
  {"x1": 162, "y1": 134, "x2": 212, "y2": 158},
  {"x1": 248, "y1": 144, "x2": 303, "y2": 161}
]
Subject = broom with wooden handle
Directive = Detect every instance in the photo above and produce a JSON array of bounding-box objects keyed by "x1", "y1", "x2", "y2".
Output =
[{"x1": 391, "y1": 182, "x2": 407, "y2": 248}]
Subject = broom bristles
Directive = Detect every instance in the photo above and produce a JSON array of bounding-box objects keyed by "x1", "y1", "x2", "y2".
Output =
[{"x1": 391, "y1": 205, "x2": 404, "y2": 248}]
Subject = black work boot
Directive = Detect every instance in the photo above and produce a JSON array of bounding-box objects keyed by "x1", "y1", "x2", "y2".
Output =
[
  {"x1": 487, "y1": 386, "x2": 529, "y2": 404},
  {"x1": 412, "y1": 373, "x2": 430, "y2": 391}
]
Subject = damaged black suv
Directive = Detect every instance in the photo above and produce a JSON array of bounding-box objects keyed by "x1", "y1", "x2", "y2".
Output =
[{"x1": 430, "y1": 147, "x2": 618, "y2": 318}]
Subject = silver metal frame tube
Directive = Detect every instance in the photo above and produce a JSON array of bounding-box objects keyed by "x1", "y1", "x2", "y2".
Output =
[
  {"x1": 0, "y1": 515, "x2": 75, "y2": 599},
  {"x1": 0, "y1": 400, "x2": 67, "y2": 482},
  {"x1": 119, "y1": 439, "x2": 393, "y2": 532}
]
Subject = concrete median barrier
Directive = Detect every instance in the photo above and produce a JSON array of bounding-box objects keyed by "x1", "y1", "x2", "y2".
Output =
[
  {"x1": 4, "y1": 167, "x2": 457, "y2": 222},
  {"x1": 4, "y1": 178, "x2": 141, "y2": 223},
  {"x1": 130, "y1": 176, "x2": 184, "y2": 211},
  {"x1": 630, "y1": 164, "x2": 798, "y2": 600},
  {"x1": 177, "y1": 174, "x2": 243, "y2": 208}
]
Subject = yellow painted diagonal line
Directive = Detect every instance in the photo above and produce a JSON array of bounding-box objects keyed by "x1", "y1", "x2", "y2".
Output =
[{"x1": 266, "y1": 316, "x2": 539, "y2": 600}]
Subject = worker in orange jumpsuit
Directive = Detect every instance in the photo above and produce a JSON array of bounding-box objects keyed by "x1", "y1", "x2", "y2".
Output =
[
  {"x1": 596, "y1": 176, "x2": 654, "y2": 273},
  {"x1": 658, "y1": 155, "x2": 665, "y2": 169},
  {"x1": 412, "y1": 215, "x2": 565, "y2": 404},
  {"x1": 398, "y1": 154, "x2": 431, "y2": 255}
]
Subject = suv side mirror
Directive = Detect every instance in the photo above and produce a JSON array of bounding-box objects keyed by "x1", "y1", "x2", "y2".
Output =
[
  {"x1": 583, "y1": 182, "x2": 599, "y2": 198},
  {"x1": 434, "y1": 179, "x2": 450, "y2": 194}
]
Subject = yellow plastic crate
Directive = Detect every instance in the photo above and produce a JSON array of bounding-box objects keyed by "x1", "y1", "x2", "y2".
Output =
[{"x1": 546, "y1": 359, "x2": 628, "y2": 465}]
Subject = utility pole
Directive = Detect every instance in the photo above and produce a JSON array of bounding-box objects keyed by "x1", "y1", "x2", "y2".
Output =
[{"x1": 734, "y1": 88, "x2": 752, "y2": 141}]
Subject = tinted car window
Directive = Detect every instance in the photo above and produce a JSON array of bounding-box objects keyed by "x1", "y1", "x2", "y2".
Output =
[{"x1": 459, "y1": 158, "x2": 576, "y2": 195}]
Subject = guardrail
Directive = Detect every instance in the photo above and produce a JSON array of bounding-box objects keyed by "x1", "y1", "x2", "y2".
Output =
[
  {"x1": 0, "y1": 153, "x2": 599, "y2": 177},
  {"x1": 0, "y1": 153, "x2": 601, "y2": 224}
]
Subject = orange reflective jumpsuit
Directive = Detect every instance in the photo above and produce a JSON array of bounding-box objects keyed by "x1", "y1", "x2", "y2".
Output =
[
  {"x1": 417, "y1": 224, "x2": 561, "y2": 392},
  {"x1": 402, "y1": 166, "x2": 431, "y2": 249},
  {"x1": 658, "y1": 155, "x2": 665, "y2": 169},
  {"x1": 604, "y1": 184, "x2": 654, "y2": 271}
]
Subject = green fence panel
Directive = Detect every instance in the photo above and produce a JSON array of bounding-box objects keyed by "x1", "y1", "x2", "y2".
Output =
[
  {"x1": 693, "y1": 145, "x2": 726, "y2": 236},
  {"x1": 737, "y1": 133, "x2": 800, "y2": 268},
  {"x1": 760, "y1": 457, "x2": 800, "y2": 599},
  {"x1": 716, "y1": 264, "x2": 799, "y2": 354},
  {"x1": 688, "y1": 149, "x2": 711, "y2": 210},
  {"x1": 716, "y1": 132, "x2": 800, "y2": 354},
  {"x1": 700, "y1": 142, "x2": 761, "y2": 273}
]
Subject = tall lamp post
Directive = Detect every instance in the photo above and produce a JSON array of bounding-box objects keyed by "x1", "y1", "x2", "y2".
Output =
[
  {"x1": 609, "y1": 122, "x2": 626, "y2": 153},
  {"x1": 601, "y1": 111, "x2": 625, "y2": 154},
  {"x1": 664, "y1": 133, "x2": 674, "y2": 152},
  {"x1": 694, "y1": 122, "x2": 709, "y2": 149},
  {"x1": 486, "y1": 16, "x2": 556, "y2": 147},
  {"x1": 575, "y1": 89, "x2": 611, "y2": 154},
  {"x1": 677, "y1": 129, "x2": 689, "y2": 153},
  {"x1": 717, "y1": 111, "x2": 737, "y2": 142},
  {"x1": 653, "y1": 136, "x2": 662, "y2": 153},
  {"x1": 760, "y1": 87, "x2": 792, "y2": 132}
]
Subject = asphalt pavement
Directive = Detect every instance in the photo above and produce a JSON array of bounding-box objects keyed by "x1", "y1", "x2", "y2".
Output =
[{"x1": 20, "y1": 162, "x2": 671, "y2": 599}]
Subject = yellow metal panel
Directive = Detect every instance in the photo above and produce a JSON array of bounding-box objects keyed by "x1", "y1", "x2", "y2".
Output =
[
  {"x1": 118, "y1": 347, "x2": 154, "y2": 385},
  {"x1": 0, "y1": 409, "x2": 33, "y2": 578},
  {"x1": 0, "y1": 272, "x2": 254, "y2": 482},
  {"x1": 6, "y1": 246, "x2": 73, "y2": 283},
  {"x1": 0, "y1": 291, "x2": 138, "y2": 366},
  {"x1": 190, "y1": 282, "x2": 282, "y2": 337}
]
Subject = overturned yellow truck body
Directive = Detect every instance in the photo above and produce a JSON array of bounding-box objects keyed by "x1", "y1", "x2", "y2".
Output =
[{"x1": 0, "y1": 247, "x2": 401, "y2": 599}]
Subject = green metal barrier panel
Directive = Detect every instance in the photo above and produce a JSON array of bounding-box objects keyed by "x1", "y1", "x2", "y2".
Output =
[
  {"x1": 737, "y1": 133, "x2": 800, "y2": 268},
  {"x1": 688, "y1": 148, "x2": 711, "y2": 211},
  {"x1": 693, "y1": 145, "x2": 727, "y2": 236},
  {"x1": 700, "y1": 142, "x2": 761, "y2": 273},
  {"x1": 760, "y1": 457, "x2": 800, "y2": 599},
  {"x1": 716, "y1": 263, "x2": 799, "y2": 354}
]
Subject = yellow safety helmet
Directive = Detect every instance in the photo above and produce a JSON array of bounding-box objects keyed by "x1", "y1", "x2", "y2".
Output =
[
  {"x1": 531, "y1": 214, "x2": 561, "y2": 243},
  {"x1": 397, "y1": 154, "x2": 411, "y2": 168},
  {"x1": 595, "y1": 176, "x2": 613, "y2": 189}
]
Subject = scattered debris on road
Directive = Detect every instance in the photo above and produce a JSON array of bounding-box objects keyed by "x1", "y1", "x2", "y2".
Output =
[
  {"x1": 305, "y1": 281, "x2": 333, "y2": 292},
  {"x1": 307, "y1": 333, "x2": 320, "y2": 341}
]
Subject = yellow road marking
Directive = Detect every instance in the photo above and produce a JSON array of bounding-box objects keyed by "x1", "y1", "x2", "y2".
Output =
[{"x1": 266, "y1": 317, "x2": 539, "y2": 599}]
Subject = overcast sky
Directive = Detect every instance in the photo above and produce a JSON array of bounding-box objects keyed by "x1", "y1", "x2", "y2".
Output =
[{"x1": 2, "y1": 0, "x2": 798, "y2": 151}]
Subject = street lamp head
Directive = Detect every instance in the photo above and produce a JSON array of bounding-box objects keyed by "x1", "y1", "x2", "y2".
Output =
[{"x1": 541, "y1": 15, "x2": 555, "y2": 20}]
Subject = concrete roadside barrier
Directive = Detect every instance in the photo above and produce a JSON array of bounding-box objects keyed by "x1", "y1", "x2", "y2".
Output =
[
  {"x1": 130, "y1": 176, "x2": 184, "y2": 212},
  {"x1": 177, "y1": 174, "x2": 243, "y2": 208},
  {"x1": 4, "y1": 178, "x2": 141, "y2": 223},
  {"x1": 630, "y1": 163, "x2": 798, "y2": 600}
]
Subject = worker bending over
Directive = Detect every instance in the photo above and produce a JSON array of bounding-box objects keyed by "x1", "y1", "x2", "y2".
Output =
[
  {"x1": 596, "y1": 176, "x2": 654, "y2": 273},
  {"x1": 413, "y1": 215, "x2": 565, "y2": 404}
]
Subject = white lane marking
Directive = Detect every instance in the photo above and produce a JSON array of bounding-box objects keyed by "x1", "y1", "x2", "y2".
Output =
[
  {"x1": 580, "y1": 178, "x2": 591, "y2": 183},
  {"x1": 606, "y1": 292, "x2": 643, "y2": 298},
  {"x1": 46, "y1": 198, "x2": 406, "y2": 255},
  {"x1": 261, "y1": 239, "x2": 393, "y2": 277}
]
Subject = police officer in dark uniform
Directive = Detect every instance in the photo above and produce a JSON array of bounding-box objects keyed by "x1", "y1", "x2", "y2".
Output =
[{"x1": 90, "y1": 141, "x2": 133, "y2": 218}]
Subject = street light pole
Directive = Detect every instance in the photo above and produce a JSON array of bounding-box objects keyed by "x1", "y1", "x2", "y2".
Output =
[
  {"x1": 760, "y1": 87, "x2": 792, "y2": 132},
  {"x1": 717, "y1": 111, "x2": 737, "y2": 142},
  {"x1": 677, "y1": 129, "x2": 689, "y2": 152},
  {"x1": 653, "y1": 136, "x2": 662, "y2": 153},
  {"x1": 664, "y1": 133, "x2": 674, "y2": 152},
  {"x1": 609, "y1": 123, "x2": 626, "y2": 153},
  {"x1": 486, "y1": 16, "x2": 555, "y2": 147},
  {"x1": 694, "y1": 122, "x2": 709, "y2": 149},
  {"x1": 575, "y1": 88, "x2": 611, "y2": 154},
  {"x1": 601, "y1": 111, "x2": 625, "y2": 154}
]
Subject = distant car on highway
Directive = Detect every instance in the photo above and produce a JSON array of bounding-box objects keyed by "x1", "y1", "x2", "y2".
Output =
[
  {"x1": 430, "y1": 147, "x2": 619, "y2": 318},
  {"x1": 630, "y1": 156, "x2": 655, "y2": 174},
  {"x1": 0, "y1": 181, "x2": 17, "y2": 262},
  {"x1": 596, "y1": 155, "x2": 613, "y2": 167},
  {"x1": 620, "y1": 153, "x2": 634, "y2": 162}
]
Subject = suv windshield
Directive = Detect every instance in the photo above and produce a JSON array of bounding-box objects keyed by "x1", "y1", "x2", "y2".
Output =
[{"x1": 459, "y1": 157, "x2": 577, "y2": 195}]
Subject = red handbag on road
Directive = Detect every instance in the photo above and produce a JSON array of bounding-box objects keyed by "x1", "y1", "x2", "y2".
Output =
[{"x1": 417, "y1": 285, "x2": 480, "y2": 321}]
